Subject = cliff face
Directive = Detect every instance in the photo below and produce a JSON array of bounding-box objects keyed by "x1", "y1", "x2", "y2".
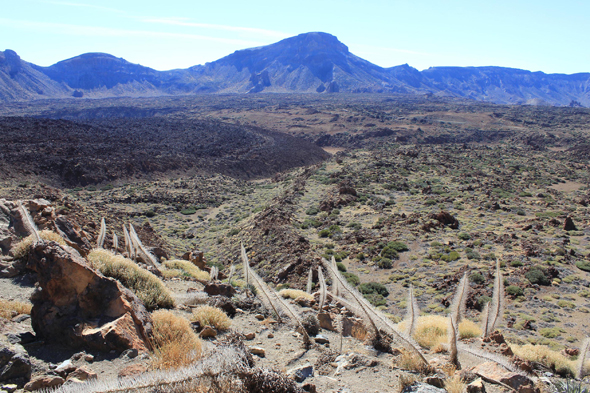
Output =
[{"x1": 2, "y1": 32, "x2": 590, "y2": 106}]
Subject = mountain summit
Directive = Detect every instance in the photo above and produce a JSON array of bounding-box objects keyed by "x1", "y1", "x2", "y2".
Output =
[{"x1": 1, "y1": 32, "x2": 589, "y2": 105}]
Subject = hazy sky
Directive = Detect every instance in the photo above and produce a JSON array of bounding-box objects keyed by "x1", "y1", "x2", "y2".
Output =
[{"x1": 2, "y1": 0, "x2": 588, "y2": 74}]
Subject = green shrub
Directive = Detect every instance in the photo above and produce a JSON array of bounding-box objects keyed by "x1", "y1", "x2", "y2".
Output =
[
  {"x1": 359, "y1": 282, "x2": 389, "y2": 297},
  {"x1": 387, "y1": 241, "x2": 409, "y2": 252},
  {"x1": 510, "y1": 260, "x2": 524, "y2": 267},
  {"x1": 506, "y1": 285, "x2": 524, "y2": 297},
  {"x1": 228, "y1": 228, "x2": 240, "y2": 236},
  {"x1": 466, "y1": 249, "x2": 481, "y2": 260},
  {"x1": 381, "y1": 246, "x2": 399, "y2": 259},
  {"x1": 441, "y1": 251, "x2": 460, "y2": 262},
  {"x1": 336, "y1": 262, "x2": 347, "y2": 272},
  {"x1": 477, "y1": 295, "x2": 492, "y2": 310},
  {"x1": 181, "y1": 207, "x2": 197, "y2": 215},
  {"x1": 526, "y1": 266, "x2": 551, "y2": 286},
  {"x1": 575, "y1": 260, "x2": 590, "y2": 272},
  {"x1": 377, "y1": 258, "x2": 393, "y2": 269},
  {"x1": 364, "y1": 293, "x2": 387, "y2": 307},
  {"x1": 470, "y1": 272, "x2": 485, "y2": 284},
  {"x1": 458, "y1": 232, "x2": 471, "y2": 241},
  {"x1": 347, "y1": 222, "x2": 362, "y2": 230},
  {"x1": 342, "y1": 272, "x2": 360, "y2": 286},
  {"x1": 318, "y1": 229, "x2": 330, "y2": 238},
  {"x1": 306, "y1": 206, "x2": 319, "y2": 215}
]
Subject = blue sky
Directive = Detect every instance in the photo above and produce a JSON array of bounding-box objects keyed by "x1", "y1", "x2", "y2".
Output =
[{"x1": 2, "y1": 0, "x2": 589, "y2": 74}]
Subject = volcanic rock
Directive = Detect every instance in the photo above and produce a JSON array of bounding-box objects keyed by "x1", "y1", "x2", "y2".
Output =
[{"x1": 27, "y1": 241, "x2": 152, "y2": 353}]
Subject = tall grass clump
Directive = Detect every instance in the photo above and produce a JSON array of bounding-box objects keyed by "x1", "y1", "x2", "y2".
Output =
[
  {"x1": 88, "y1": 249, "x2": 174, "y2": 310},
  {"x1": 151, "y1": 310, "x2": 202, "y2": 370},
  {"x1": 279, "y1": 288, "x2": 314, "y2": 301},
  {"x1": 512, "y1": 344, "x2": 576, "y2": 377},
  {"x1": 11, "y1": 230, "x2": 66, "y2": 259},
  {"x1": 0, "y1": 299, "x2": 32, "y2": 319},
  {"x1": 163, "y1": 260, "x2": 210, "y2": 281},
  {"x1": 192, "y1": 306, "x2": 231, "y2": 331}
]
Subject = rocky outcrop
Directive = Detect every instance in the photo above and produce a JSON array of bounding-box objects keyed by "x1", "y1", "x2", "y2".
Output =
[
  {"x1": 53, "y1": 216, "x2": 92, "y2": 256},
  {"x1": 0, "y1": 340, "x2": 31, "y2": 386},
  {"x1": 27, "y1": 241, "x2": 152, "y2": 353}
]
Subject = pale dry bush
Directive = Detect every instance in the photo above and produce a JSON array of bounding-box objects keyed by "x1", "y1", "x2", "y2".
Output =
[
  {"x1": 458, "y1": 319, "x2": 482, "y2": 339},
  {"x1": 512, "y1": 343, "x2": 575, "y2": 377},
  {"x1": 0, "y1": 299, "x2": 32, "y2": 319},
  {"x1": 398, "y1": 373, "x2": 418, "y2": 392},
  {"x1": 278, "y1": 288, "x2": 314, "y2": 301},
  {"x1": 88, "y1": 249, "x2": 175, "y2": 310},
  {"x1": 397, "y1": 349, "x2": 432, "y2": 374},
  {"x1": 192, "y1": 306, "x2": 231, "y2": 331},
  {"x1": 163, "y1": 260, "x2": 210, "y2": 281},
  {"x1": 151, "y1": 310, "x2": 202, "y2": 370},
  {"x1": 402, "y1": 315, "x2": 448, "y2": 349},
  {"x1": 11, "y1": 230, "x2": 66, "y2": 259},
  {"x1": 444, "y1": 374, "x2": 466, "y2": 393}
]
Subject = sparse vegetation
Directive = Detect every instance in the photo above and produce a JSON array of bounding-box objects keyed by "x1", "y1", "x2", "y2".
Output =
[
  {"x1": 88, "y1": 249, "x2": 175, "y2": 310},
  {"x1": 11, "y1": 229, "x2": 66, "y2": 259},
  {"x1": 192, "y1": 306, "x2": 231, "y2": 331},
  {"x1": 151, "y1": 310, "x2": 202, "y2": 370}
]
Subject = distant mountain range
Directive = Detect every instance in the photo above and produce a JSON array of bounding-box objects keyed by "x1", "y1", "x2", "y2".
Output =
[{"x1": 1, "y1": 32, "x2": 589, "y2": 106}]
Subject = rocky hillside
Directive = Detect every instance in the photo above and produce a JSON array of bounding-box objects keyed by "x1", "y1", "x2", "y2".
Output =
[{"x1": 2, "y1": 32, "x2": 590, "y2": 105}]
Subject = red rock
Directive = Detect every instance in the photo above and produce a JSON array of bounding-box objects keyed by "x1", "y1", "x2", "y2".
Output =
[
  {"x1": 67, "y1": 365, "x2": 97, "y2": 381},
  {"x1": 118, "y1": 364, "x2": 148, "y2": 379},
  {"x1": 27, "y1": 242, "x2": 152, "y2": 353},
  {"x1": 472, "y1": 362, "x2": 532, "y2": 390},
  {"x1": 24, "y1": 375, "x2": 64, "y2": 391}
]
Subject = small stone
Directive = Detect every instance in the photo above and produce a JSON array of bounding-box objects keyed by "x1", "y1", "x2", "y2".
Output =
[
  {"x1": 121, "y1": 348, "x2": 139, "y2": 359},
  {"x1": 199, "y1": 326, "x2": 217, "y2": 339},
  {"x1": 11, "y1": 315, "x2": 30, "y2": 323},
  {"x1": 24, "y1": 375, "x2": 65, "y2": 391},
  {"x1": 467, "y1": 378, "x2": 486, "y2": 393},
  {"x1": 401, "y1": 382, "x2": 446, "y2": 393},
  {"x1": 287, "y1": 363, "x2": 314, "y2": 382},
  {"x1": 84, "y1": 354, "x2": 94, "y2": 363},
  {"x1": 425, "y1": 376, "x2": 445, "y2": 389},
  {"x1": 71, "y1": 352, "x2": 86, "y2": 361},
  {"x1": 68, "y1": 366, "x2": 97, "y2": 381},
  {"x1": 314, "y1": 334, "x2": 329, "y2": 344},
  {"x1": 249, "y1": 347, "x2": 266, "y2": 357},
  {"x1": 62, "y1": 377, "x2": 85, "y2": 387},
  {"x1": 1, "y1": 384, "x2": 17, "y2": 393},
  {"x1": 302, "y1": 382, "x2": 317, "y2": 393},
  {"x1": 244, "y1": 332, "x2": 256, "y2": 340},
  {"x1": 317, "y1": 313, "x2": 336, "y2": 331},
  {"x1": 267, "y1": 333, "x2": 274, "y2": 339},
  {"x1": 255, "y1": 314, "x2": 265, "y2": 320},
  {"x1": 55, "y1": 360, "x2": 76, "y2": 377}
]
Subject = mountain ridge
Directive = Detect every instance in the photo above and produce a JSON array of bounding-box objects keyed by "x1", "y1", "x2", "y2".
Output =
[{"x1": 1, "y1": 32, "x2": 589, "y2": 105}]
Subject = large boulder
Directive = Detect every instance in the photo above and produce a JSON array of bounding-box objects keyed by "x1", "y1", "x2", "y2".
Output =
[
  {"x1": 53, "y1": 216, "x2": 91, "y2": 256},
  {"x1": 27, "y1": 241, "x2": 152, "y2": 353}
]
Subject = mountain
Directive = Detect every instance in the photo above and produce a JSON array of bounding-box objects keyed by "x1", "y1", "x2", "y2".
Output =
[{"x1": 1, "y1": 32, "x2": 590, "y2": 105}]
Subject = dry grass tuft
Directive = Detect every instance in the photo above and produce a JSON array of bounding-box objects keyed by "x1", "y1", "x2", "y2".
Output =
[
  {"x1": 278, "y1": 288, "x2": 314, "y2": 301},
  {"x1": 151, "y1": 310, "x2": 202, "y2": 370},
  {"x1": 444, "y1": 374, "x2": 466, "y2": 393},
  {"x1": 163, "y1": 260, "x2": 210, "y2": 281},
  {"x1": 512, "y1": 343, "x2": 576, "y2": 377},
  {"x1": 398, "y1": 373, "x2": 418, "y2": 392},
  {"x1": 458, "y1": 319, "x2": 482, "y2": 339},
  {"x1": 11, "y1": 230, "x2": 66, "y2": 259},
  {"x1": 398, "y1": 315, "x2": 448, "y2": 349},
  {"x1": 192, "y1": 306, "x2": 231, "y2": 331},
  {"x1": 0, "y1": 299, "x2": 32, "y2": 319},
  {"x1": 397, "y1": 349, "x2": 432, "y2": 374},
  {"x1": 88, "y1": 249, "x2": 175, "y2": 310}
]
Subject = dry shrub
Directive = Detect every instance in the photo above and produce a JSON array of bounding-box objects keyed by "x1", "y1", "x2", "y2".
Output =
[
  {"x1": 161, "y1": 268, "x2": 184, "y2": 279},
  {"x1": 151, "y1": 310, "x2": 202, "y2": 370},
  {"x1": 278, "y1": 288, "x2": 314, "y2": 301},
  {"x1": 88, "y1": 249, "x2": 175, "y2": 310},
  {"x1": 11, "y1": 230, "x2": 66, "y2": 259},
  {"x1": 458, "y1": 319, "x2": 482, "y2": 339},
  {"x1": 192, "y1": 306, "x2": 231, "y2": 331},
  {"x1": 397, "y1": 349, "x2": 432, "y2": 374},
  {"x1": 512, "y1": 343, "x2": 575, "y2": 377},
  {"x1": 410, "y1": 315, "x2": 448, "y2": 349},
  {"x1": 352, "y1": 324, "x2": 368, "y2": 341},
  {"x1": 398, "y1": 372, "x2": 418, "y2": 392},
  {"x1": 0, "y1": 299, "x2": 32, "y2": 319},
  {"x1": 444, "y1": 374, "x2": 466, "y2": 393},
  {"x1": 163, "y1": 260, "x2": 210, "y2": 281}
]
